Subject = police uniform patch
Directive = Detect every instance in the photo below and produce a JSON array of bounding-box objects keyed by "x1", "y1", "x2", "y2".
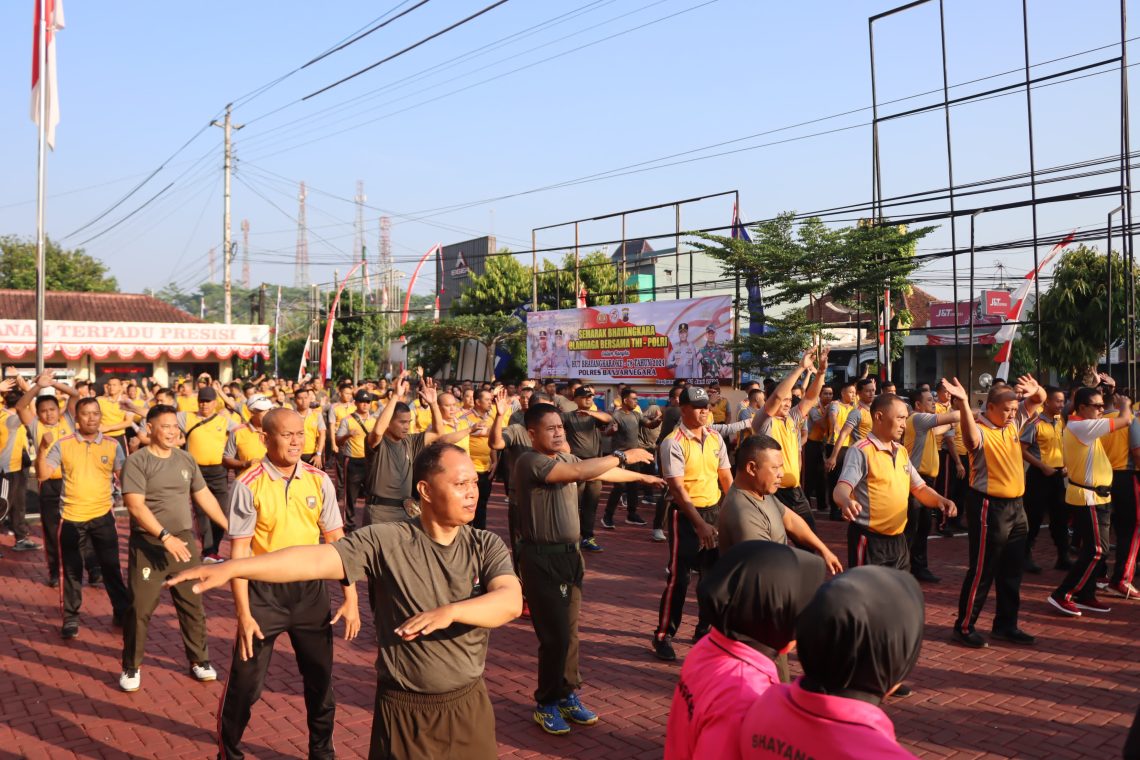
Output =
[
  {"x1": 306, "y1": 495, "x2": 318, "y2": 509},
  {"x1": 100, "y1": 455, "x2": 109, "y2": 464}
]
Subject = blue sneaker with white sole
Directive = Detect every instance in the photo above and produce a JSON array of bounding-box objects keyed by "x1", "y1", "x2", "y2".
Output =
[
  {"x1": 534, "y1": 702, "x2": 571, "y2": 735},
  {"x1": 558, "y1": 692, "x2": 599, "y2": 725}
]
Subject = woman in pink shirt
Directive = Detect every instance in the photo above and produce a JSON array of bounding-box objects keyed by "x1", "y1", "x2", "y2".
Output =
[
  {"x1": 739, "y1": 566, "x2": 924, "y2": 760},
  {"x1": 665, "y1": 540, "x2": 826, "y2": 760}
]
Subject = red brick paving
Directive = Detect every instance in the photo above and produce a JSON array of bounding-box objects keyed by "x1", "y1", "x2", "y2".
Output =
[{"x1": 1, "y1": 485, "x2": 1138, "y2": 759}]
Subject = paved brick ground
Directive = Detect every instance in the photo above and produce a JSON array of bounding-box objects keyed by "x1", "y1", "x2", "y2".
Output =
[{"x1": 1, "y1": 484, "x2": 1138, "y2": 759}]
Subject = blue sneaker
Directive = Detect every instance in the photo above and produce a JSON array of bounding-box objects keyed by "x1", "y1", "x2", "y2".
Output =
[
  {"x1": 534, "y1": 702, "x2": 571, "y2": 735},
  {"x1": 558, "y1": 693, "x2": 599, "y2": 725},
  {"x1": 580, "y1": 537, "x2": 604, "y2": 553}
]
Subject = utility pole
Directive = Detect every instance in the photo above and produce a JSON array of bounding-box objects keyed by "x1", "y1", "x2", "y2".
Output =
[{"x1": 212, "y1": 103, "x2": 243, "y2": 324}]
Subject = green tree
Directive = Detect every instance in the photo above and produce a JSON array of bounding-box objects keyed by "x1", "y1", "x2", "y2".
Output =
[
  {"x1": 0, "y1": 235, "x2": 118, "y2": 291},
  {"x1": 1024, "y1": 244, "x2": 1134, "y2": 381},
  {"x1": 691, "y1": 213, "x2": 934, "y2": 369},
  {"x1": 403, "y1": 313, "x2": 524, "y2": 382},
  {"x1": 453, "y1": 252, "x2": 531, "y2": 315}
]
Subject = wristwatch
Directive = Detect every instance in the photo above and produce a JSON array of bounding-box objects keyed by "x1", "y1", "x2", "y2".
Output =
[
  {"x1": 158, "y1": 528, "x2": 171, "y2": 541},
  {"x1": 613, "y1": 450, "x2": 628, "y2": 467}
]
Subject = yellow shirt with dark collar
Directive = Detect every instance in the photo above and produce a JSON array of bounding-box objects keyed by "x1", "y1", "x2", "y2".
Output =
[
  {"x1": 0, "y1": 409, "x2": 28, "y2": 473},
  {"x1": 828, "y1": 402, "x2": 856, "y2": 448},
  {"x1": 300, "y1": 409, "x2": 327, "y2": 456},
  {"x1": 336, "y1": 412, "x2": 377, "y2": 459},
  {"x1": 1020, "y1": 414, "x2": 1064, "y2": 470},
  {"x1": 178, "y1": 411, "x2": 233, "y2": 467},
  {"x1": 29, "y1": 416, "x2": 74, "y2": 480},
  {"x1": 45, "y1": 432, "x2": 125, "y2": 522},
  {"x1": 227, "y1": 460, "x2": 344, "y2": 556},
  {"x1": 968, "y1": 406, "x2": 1032, "y2": 499},
  {"x1": 753, "y1": 408, "x2": 804, "y2": 488},
  {"x1": 659, "y1": 425, "x2": 731, "y2": 508},
  {"x1": 225, "y1": 423, "x2": 267, "y2": 464},
  {"x1": 838, "y1": 433, "x2": 925, "y2": 536}
]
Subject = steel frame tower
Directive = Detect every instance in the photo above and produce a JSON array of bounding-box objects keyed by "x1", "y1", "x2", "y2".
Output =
[{"x1": 295, "y1": 182, "x2": 309, "y2": 288}]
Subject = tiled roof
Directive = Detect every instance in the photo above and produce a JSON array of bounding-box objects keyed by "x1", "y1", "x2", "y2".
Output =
[
  {"x1": 0, "y1": 289, "x2": 203, "y2": 323},
  {"x1": 610, "y1": 239, "x2": 655, "y2": 263},
  {"x1": 805, "y1": 285, "x2": 938, "y2": 327}
]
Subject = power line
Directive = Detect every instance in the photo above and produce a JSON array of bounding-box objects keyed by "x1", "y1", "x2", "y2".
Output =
[{"x1": 302, "y1": 0, "x2": 513, "y2": 102}]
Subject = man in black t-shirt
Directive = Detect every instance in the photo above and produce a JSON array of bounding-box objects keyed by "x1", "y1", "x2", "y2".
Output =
[{"x1": 168, "y1": 442, "x2": 521, "y2": 759}]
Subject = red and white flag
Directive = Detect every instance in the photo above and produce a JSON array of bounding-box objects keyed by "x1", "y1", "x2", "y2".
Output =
[
  {"x1": 993, "y1": 231, "x2": 1076, "y2": 377},
  {"x1": 31, "y1": 0, "x2": 65, "y2": 149},
  {"x1": 576, "y1": 286, "x2": 588, "y2": 309}
]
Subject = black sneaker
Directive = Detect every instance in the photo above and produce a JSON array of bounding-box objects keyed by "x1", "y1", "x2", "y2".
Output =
[
  {"x1": 891, "y1": 684, "x2": 913, "y2": 698},
  {"x1": 625, "y1": 513, "x2": 648, "y2": 526},
  {"x1": 600, "y1": 516, "x2": 616, "y2": 530},
  {"x1": 991, "y1": 628, "x2": 1036, "y2": 646},
  {"x1": 912, "y1": 568, "x2": 941, "y2": 584},
  {"x1": 653, "y1": 637, "x2": 677, "y2": 661},
  {"x1": 61, "y1": 622, "x2": 79, "y2": 640},
  {"x1": 1023, "y1": 558, "x2": 1042, "y2": 574},
  {"x1": 46, "y1": 576, "x2": 59, "y2": 588},
  {"x1": 951, "y1": 629, "x2": 987, "y2": 649},
  {"x1": 88, "y1": 576, "x2": 103, "y2": 587},
  {"x1": 1054, "y1": 557, "x2": 1073, "y2": 571}
]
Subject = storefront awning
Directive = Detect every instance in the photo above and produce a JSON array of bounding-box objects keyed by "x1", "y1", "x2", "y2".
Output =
[{"x1": 0, "y1": 320, "x2": 270, "y2": 361}]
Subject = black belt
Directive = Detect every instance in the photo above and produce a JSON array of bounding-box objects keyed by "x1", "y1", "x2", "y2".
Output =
[
  {"x1": 369, "y1": 496, "x2": 406, "y2": 507},
  {"x1": 1070, "y1": 480, "x2": 1112, "y2": 498},
  {"x1": 522, "y1": 541, "x2": 579, "y2": 555}
]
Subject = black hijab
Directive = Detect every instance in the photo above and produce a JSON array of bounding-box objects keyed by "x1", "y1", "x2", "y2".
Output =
[
  {"x1": 796, "y1": 565, "x2": 924, "y2": 705},
  {"x1": 698, "y1": 540, "x2": 826, "y2": 657}
]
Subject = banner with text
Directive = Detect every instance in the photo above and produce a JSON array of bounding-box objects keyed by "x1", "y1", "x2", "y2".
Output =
[{"x1": 526, "y1": 296, "x2": 732, "y2": 384}]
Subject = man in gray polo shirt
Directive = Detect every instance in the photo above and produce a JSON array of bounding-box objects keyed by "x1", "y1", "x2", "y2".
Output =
[
  {"x1": 718, "y1": 435, "x2": 842, "y2": 573},
  {"x1": 118, "y1": 404, "x2": 230, "y2": 693}
]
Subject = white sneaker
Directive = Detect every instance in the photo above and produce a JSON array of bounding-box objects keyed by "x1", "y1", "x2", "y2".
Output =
[
  {"x1": 651, "y1": 529, "x2": 667, "y2": 543},
  {"x1": 202, "y1": 554, "x2": 225, "y2": 564},
  {"x1": 191, "y1": 662, "x2": 218, "y2": 682},
  {"x1": 119, "y1": 668, "x2": 141, "y2": 692}
]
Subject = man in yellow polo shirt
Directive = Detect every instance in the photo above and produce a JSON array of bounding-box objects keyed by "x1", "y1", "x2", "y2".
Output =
[
  {"x1": 224, "y1": 394, "x2": 273, "y2": 474},
  {"x1": 219, "y1": 408, "x2": 359, "y2": 759},
  {"x1": 751, "y1": 350, "x2": 829, "y2": 531},
  {"x1": 951, "y1": 374, "x2": 1045, "y2": 649},
  {"x1": 902, "y1": 388, "x2": 960, "y2": 584},
  {"x1": 835, "y1": 392, "x2": 955, "y2": 572},
  {"x1": 14, "y1": 372, "x2": 81, "y2": 583},
  {"x1": 295, "y1": 387, "x2": 327, "y2": 470},
  {"x1": 1020, "y1": 386, "x2": 1068, "y2": 572},
  {"x1": 825, "y1": 377, "x2": 876, "y2": 474},
  {"x1": 823, "y1": 380, "x2": 857, "y2": 520},
  {"x1": 1048, "y1": 387, "x2": 1133, "y2": 617},
  {"x1": 652, "y1": 386, "x2": 732, "y2": 661},
  {"x1": 0, "y1": 379, "x2": 37, "y2": 554},
  {"x1": 336, "y1": 389, "x2": 379, "y2": 533},
  {"x1": 179, "y1": 385, "x2": 237, "y2": 563},
  {"x1": 467, "y1": 389, "x2": 497, "y2": 530},
  {"x1": 37, "y1": 396, "x2": 130, "y2": 639}
]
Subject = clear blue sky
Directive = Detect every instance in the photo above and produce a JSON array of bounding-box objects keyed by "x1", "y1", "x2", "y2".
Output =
[{"x1": 0, "y1": 0, "x2": 1131, "y2": 302}]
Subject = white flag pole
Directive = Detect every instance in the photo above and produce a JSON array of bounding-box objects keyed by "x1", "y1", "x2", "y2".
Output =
[{"x1": 34, "y1": 0, "x2": 49, "y2": 374}]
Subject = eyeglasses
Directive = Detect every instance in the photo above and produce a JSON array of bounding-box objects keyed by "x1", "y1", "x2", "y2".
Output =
[{"x1": 1086, "y1": 403, "x2": 1106, "y2": 410}]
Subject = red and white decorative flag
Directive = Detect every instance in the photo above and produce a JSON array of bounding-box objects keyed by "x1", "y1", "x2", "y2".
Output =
[
  {"x1": 320, "y1": 261, "x2": 364, "y2": 380},
  {"x1": 993, "y1": 230, "x2": 1076, "y2": 378},
  {"x1": 31, "y1": 0, "x2": 65, "y2": 149},
  {"x1": 577, "y1": 286, "x2": 587, "y2": 309}
]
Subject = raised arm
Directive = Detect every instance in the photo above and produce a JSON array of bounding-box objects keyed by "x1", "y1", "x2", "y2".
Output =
[
  {"x1": 489, "y1": 388, "x2": 511, "y2": 451},
  {"x1": 942, "y1": 377, "x2": 978, "y2": 452},
  {"x1": 763, "y1": 349, "x2": 813, "y2": 417},
  {"x1": 545, "y1": 448, "x2": 653, "y2": 484},
  {"x1": 369, "y1": 372, "x2": 409, "y2": 447}
]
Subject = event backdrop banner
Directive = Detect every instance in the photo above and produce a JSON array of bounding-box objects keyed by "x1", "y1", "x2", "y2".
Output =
[{"x1": 526, "y1": 296, "x2": 732, "y2": 384}]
